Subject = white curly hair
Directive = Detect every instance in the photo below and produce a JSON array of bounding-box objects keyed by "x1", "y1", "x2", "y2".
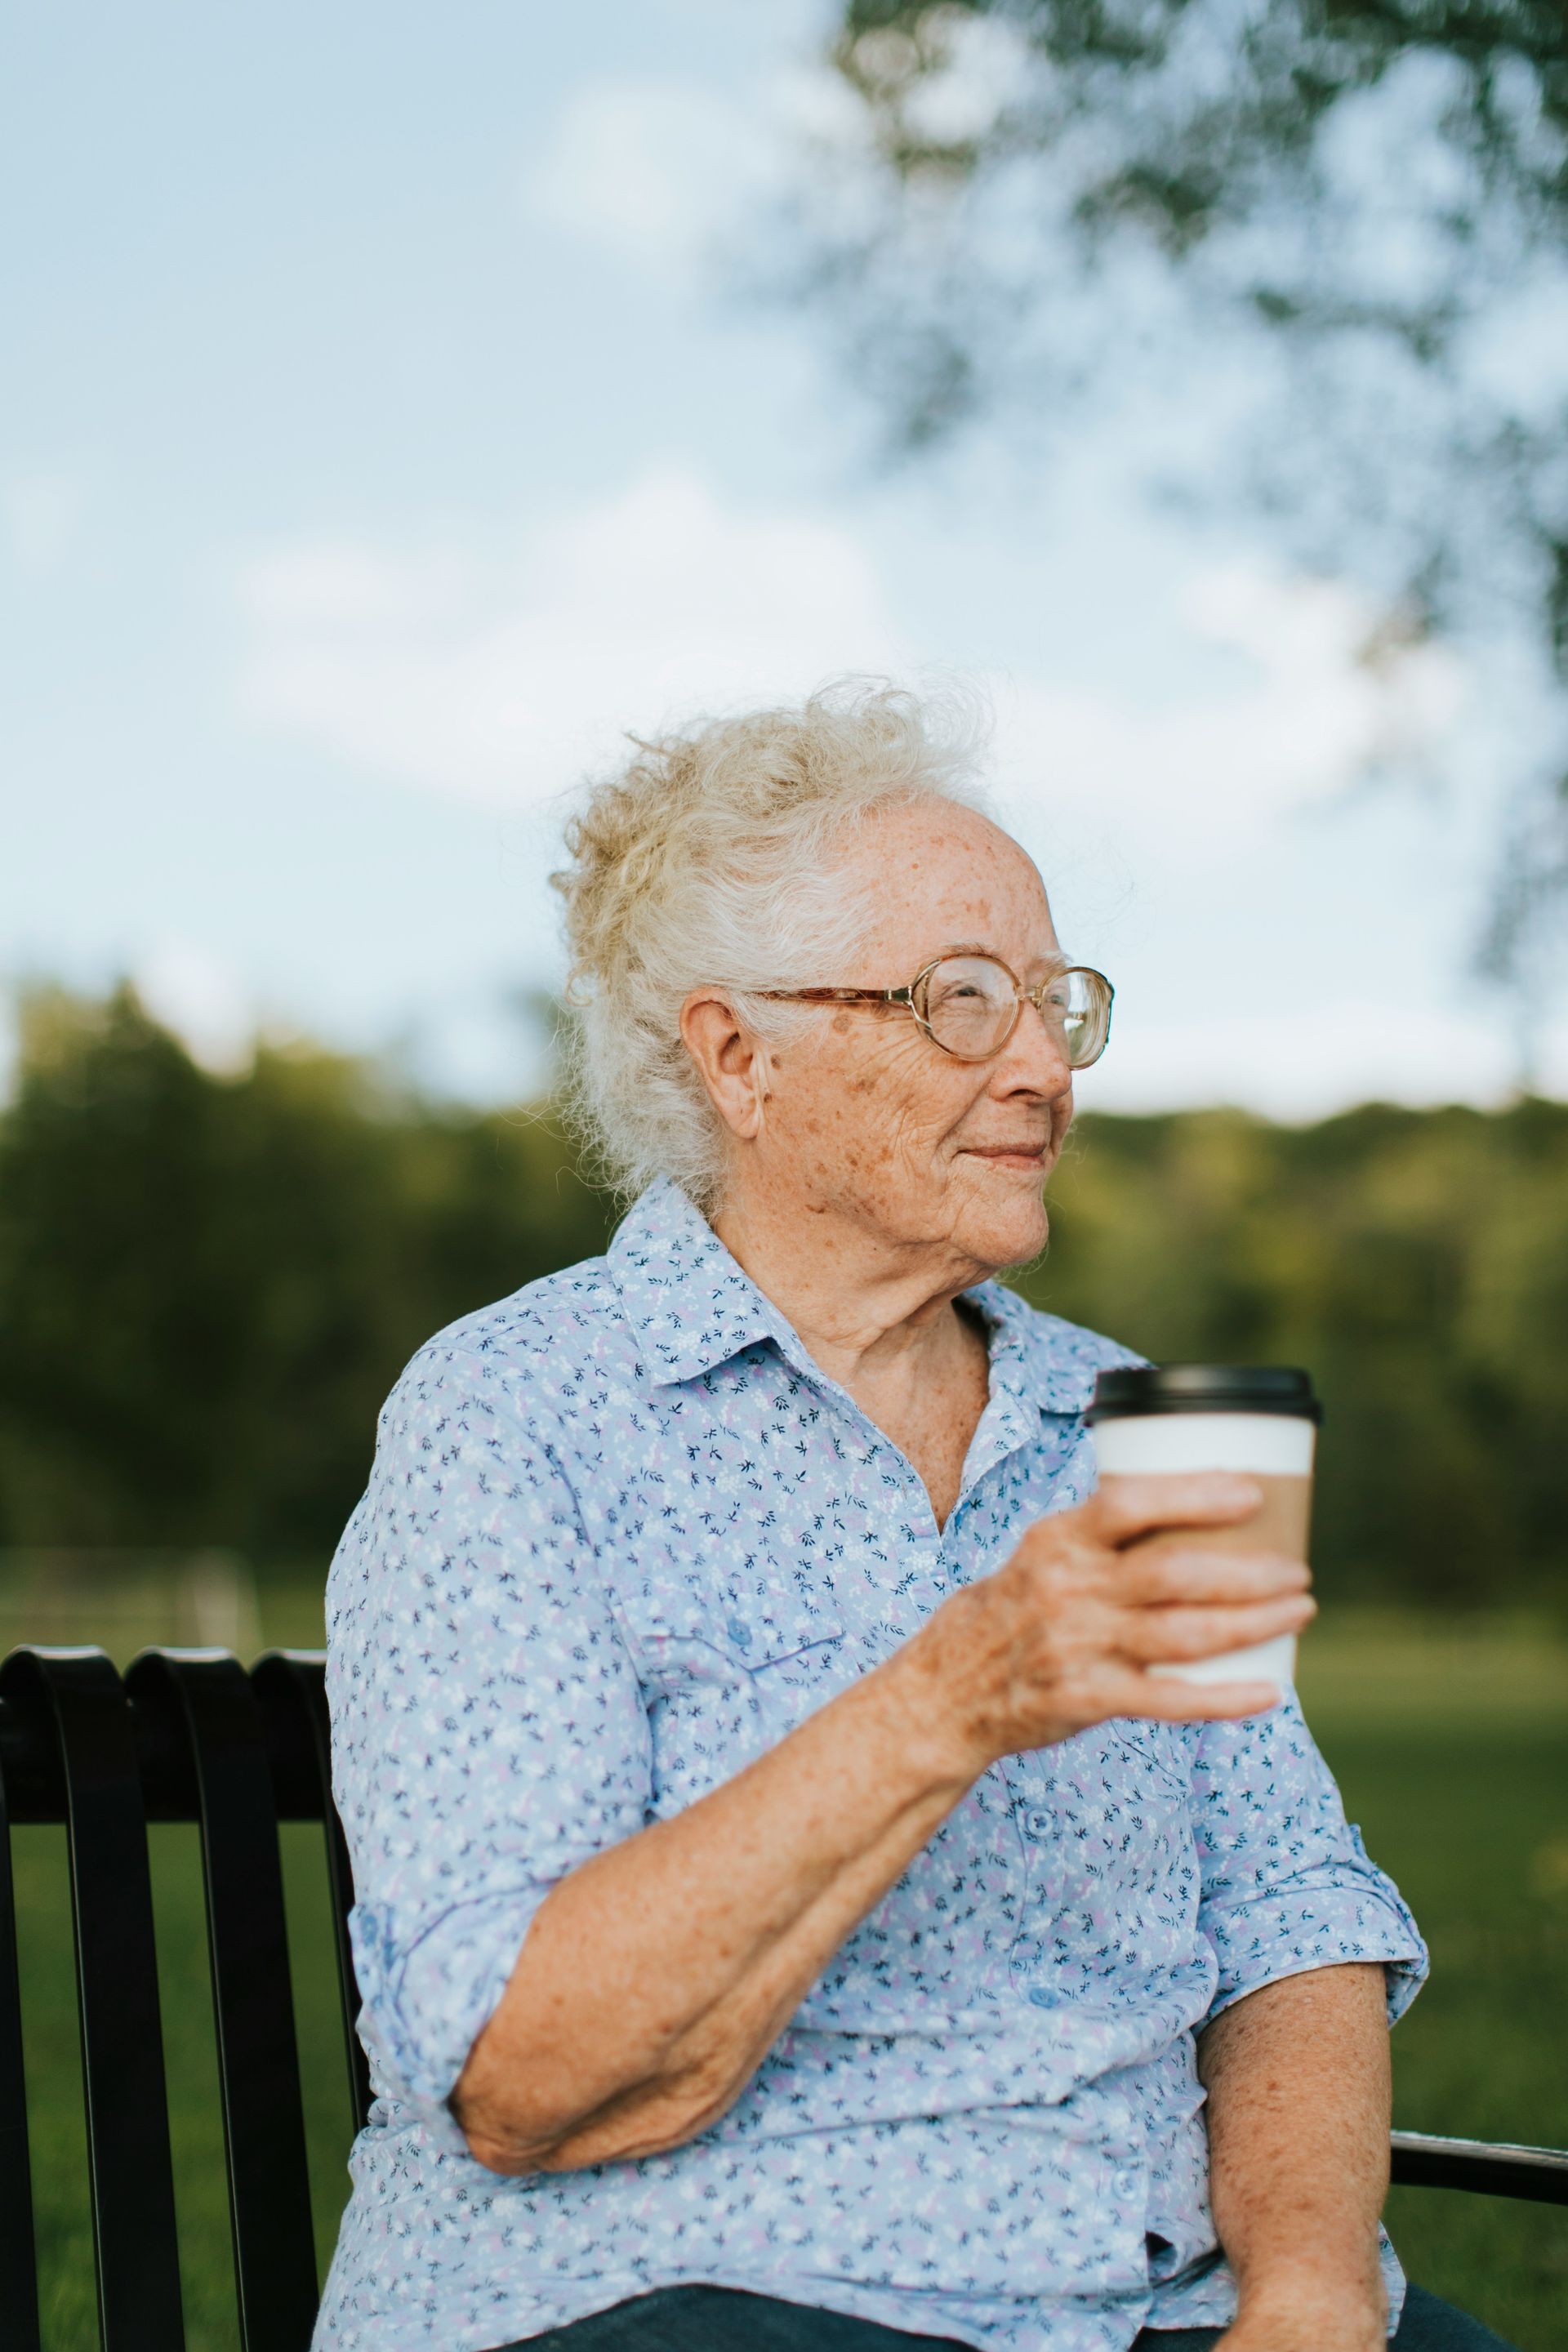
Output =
[{"x1": 551, "y1": 677, "x2": 991, "y2": 1208}]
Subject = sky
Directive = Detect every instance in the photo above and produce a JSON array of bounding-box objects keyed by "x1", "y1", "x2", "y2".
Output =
[{"x1": 5, "y1": 0, "x2": 1562, "y2": 1116}]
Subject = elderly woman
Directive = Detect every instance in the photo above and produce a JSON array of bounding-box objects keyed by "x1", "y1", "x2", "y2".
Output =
[{"x1": 320, "y1": 686, "x2": 1499, "y2": 2352}]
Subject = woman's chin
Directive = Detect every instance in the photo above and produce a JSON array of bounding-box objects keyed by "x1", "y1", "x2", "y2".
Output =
[{"x1": 956, "y1": 1190, "x2": 1049, "y2": 1272}]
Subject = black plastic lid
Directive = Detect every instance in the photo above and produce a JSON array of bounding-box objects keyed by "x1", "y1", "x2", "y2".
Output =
[{"x1": 1088, "y1": 1364, "x2": 1321, "y2": 1423}]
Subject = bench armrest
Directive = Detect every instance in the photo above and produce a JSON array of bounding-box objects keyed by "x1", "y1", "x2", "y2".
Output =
[{"x1": 1391, "y1": 2130, "x2": 1568, "y2": 2204}]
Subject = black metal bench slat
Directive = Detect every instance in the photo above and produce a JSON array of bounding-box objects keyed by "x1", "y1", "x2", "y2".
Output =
[
  {"x1": 127, "y1": 1652, "x2": 319, "y2": 2352},
  {"x1": 0, "y1": 1714, "x2": 41, "y2": 2352},
  {"x1": 0, "y1": 1648, "x2": 185, "y2": 2352},
  {"x1": 251, "y1": 1651, "x2": 371, "y2": 2136}
]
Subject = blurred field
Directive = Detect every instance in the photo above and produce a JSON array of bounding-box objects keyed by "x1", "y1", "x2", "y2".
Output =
[
  {"x1": 11, "y1": 1600, "x2": 1568, "y2": 2350},
  {"x1": 1296, "y1": 1616, "x2": 1568, "y2": 2350}
]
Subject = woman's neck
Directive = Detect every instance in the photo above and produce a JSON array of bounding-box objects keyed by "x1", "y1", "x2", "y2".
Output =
[
  {"x1": 708, "y1": 1187, "x2": 996, "y2": 1530},
  {"x1": 708, "y1": 1187, "x2": 989, "y2": 1394}
]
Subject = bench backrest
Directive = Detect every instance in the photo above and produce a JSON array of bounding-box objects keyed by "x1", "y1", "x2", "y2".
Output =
[{"x1": 0, "y1": 1646, "x2": 365, "y2": 2352}]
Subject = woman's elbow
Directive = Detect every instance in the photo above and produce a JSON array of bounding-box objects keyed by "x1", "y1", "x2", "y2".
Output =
[
  {"x1": 452, "y1": 2073, "x2": 729, "y2": 2176},
  {"x1": 454, "y1": 2109, "x2": 688, "y2": 2177},
  {"x1": 457, "y1": 2120, "x2": 556, "y2": 2176},
  {"x1": 449, "y1": 2072, "x2": 581, "y2": 2175}
]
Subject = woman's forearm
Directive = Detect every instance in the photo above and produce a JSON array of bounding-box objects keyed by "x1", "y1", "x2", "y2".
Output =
[
  {"x1": 452, "y1": 1636, "x2": 980, "y2": 2172},
  {"x1": 1198, "y1": 1963, "x2": 1391, "y2": 2345}
]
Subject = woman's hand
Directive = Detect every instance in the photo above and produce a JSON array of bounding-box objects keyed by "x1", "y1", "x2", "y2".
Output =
[{"x1": 898, "y1": 1474, "x2": 1315, "y2": 1776}]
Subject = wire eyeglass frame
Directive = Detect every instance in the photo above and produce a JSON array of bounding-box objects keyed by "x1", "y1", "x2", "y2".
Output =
[{"x1": 757, "y1": 953, "x2": 1114, "y2": 1068}]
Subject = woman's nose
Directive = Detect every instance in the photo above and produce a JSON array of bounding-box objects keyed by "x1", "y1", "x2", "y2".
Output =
[{"x1": 1002, "y1": 998, "x2": 1076, "y2": 1094}]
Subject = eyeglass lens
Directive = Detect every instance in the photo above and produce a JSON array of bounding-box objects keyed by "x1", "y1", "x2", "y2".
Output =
[{"x1": 920, "y1": 957, "x2": 1107, "y2": 1066}]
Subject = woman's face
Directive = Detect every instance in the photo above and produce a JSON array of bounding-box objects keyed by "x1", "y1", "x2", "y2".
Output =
[{"x1": 747, "y1": 801, "x2": 1076, "y2": 1277}]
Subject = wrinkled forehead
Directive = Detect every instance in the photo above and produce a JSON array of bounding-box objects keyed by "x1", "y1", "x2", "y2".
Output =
[{"x1": 838, "y1": 800, "x2": 1058, "y2": 971}]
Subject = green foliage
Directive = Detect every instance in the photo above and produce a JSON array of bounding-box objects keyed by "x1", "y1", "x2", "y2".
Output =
[
  {"x1": 802, "y1": 0, "x2": 1568, "y2": 982},
  {"x1": 1022, "y1": 1103, "x2": 1568, "y2": 1605},
  {"x1": 0, "y1": 988, "x2": 612, "y2": 1558},
  {"x1": 2, "y1": 989, "x2": 1565, "y2": 1606}
]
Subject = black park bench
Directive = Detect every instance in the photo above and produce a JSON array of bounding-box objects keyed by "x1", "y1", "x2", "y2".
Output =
[{"x1": 0, "y1": 1645, "x2": 1564, "y2": 2352}]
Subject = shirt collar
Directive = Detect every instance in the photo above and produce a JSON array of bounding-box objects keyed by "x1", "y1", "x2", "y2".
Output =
[
  {"x1": 608, "y1": 1178, "x2": 1104, "y2": 1419},
  {"x1": 608, "y1": 1178, "x2": 802, "y2": 1384},
  {"x1": 963, "y1": 1276, "x2": 1105, "y2": 1418}
]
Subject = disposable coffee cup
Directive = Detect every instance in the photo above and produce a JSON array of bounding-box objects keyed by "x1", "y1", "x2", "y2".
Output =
[{"x1": 1087, "y1": 1365, "x2": 1321, "y2": 1699}]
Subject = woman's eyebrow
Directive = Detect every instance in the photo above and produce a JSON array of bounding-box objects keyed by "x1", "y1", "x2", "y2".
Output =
[{"x1": 935, "y1": 942, "x2": 1069, "y2": 969}]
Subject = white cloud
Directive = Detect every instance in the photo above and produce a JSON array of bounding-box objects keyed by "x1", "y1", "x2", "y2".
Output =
[
  {"x1": 240, "y1": 474, "x2": 1458, "y2": 838},
  {"x1": 242, "y1": 542, "x2": 470, "y2": 631},
  {"x1": 235, "y1": 472, "x2": 1494, "y2": 1108},
  {"x1": 523, "y1": 78, "x2": 776, "y2": 278},
  {"x1": 238, "y1": 470, "x2": 906, "y2": 805},
  {"x1": 521, "y1": 62, "x2": 865, "y2": 281},
  {"x1": 991, "y1": 563, "x2": 1463, "y2": 866}
]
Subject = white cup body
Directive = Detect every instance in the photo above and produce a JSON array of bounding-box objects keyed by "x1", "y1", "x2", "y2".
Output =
[{"x1": 1091, "y1": 1411, "x2": 1316, "y2": 1695}]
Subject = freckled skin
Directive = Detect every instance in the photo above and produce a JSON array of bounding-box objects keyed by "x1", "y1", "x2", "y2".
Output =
[
  {"x1": 679, "y1": 801, "x2": 1076, "y2": 1526},
  {"x1": 758, "y1": 802, "x2": 1069, "y2": 1267}
]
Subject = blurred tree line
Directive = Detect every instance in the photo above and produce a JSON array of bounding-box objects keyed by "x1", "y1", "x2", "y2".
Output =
[
  {"x1": 2, "y1": 984, "x2": 1564, "y2": 1605},
  {"x1": 0, "y1": 989, "x2": 613, "y2": 1562},
  {"x1": 1022, "y1": 1104, "x2": 1568, "y2": 1606}
]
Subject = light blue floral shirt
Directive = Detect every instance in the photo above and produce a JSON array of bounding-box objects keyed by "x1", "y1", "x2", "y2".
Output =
[{"x1": 319, "y1": 1178, "x2": 1427, "y2": 2352}]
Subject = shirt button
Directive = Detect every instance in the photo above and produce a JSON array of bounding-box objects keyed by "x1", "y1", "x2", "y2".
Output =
[
  {"x1": 724, "y1": 1615, "x2": 751, "y2": 1650},
  {"x1": 1022, "y1": 1808, "x2": 1052, "y2": 1841},
  {"x1": 1027, "y1": 1985, "x2": 1056, "y2": 2009},
  {"x1": 1113, "y1": 2170, "x2": 1138, "y2": 2200}
]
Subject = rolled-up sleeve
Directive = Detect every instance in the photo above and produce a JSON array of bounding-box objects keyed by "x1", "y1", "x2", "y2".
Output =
[
  {"x1": 1188, "y1": 1695, "x2": 1428, "y2": 2026},
  {"x1": 324, "y1": 1339, "x2": 651, "y2": 2123}
]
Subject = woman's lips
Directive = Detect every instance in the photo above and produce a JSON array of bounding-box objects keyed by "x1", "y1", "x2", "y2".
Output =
[{"x1": 964, "y1": 1143, "x2": 1049, "y2": 1168}]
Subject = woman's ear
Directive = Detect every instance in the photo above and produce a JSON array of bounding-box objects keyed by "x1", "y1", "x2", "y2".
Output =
[{"x1": 679, "y1": 992, "x2": 773, "y2": 1142}]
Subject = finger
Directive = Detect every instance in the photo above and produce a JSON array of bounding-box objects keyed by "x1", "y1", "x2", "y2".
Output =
[
  {"x1": 1118, "y1": 1593, "x2": 1316, "y2": 1664},
  {"x1": 1117, "y1": 1548, "x2": 1310, "y2": 1606},
  {"x1": 1115, "y1": 1675, "x2": 1285, "y2": 1724},
  {"x1": 1090, "y1": 1473, "x2": 1263, "y2": 1548}
]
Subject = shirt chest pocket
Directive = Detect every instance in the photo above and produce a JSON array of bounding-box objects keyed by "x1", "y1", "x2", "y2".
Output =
[
  {"x1": 626, "y1": 1576, "x2": 847, "y2": 1812},
  {"x1": 1107, "y1": 1718, "x2": 1192, "y2": 1800},
  {"x1": 623, "y1": 1573, "x2": 845, "y2": 1704}
]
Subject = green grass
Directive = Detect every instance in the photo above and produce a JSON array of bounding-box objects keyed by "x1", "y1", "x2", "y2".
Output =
[
  {"x1": 10, "y1": 1601, "x2": 1568, "y2": 2349},
  {"x1": 1298, "y1": 1616, "x2": 1568, "y2": 2350}
]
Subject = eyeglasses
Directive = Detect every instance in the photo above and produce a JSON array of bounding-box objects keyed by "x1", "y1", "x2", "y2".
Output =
[{"x1": 758, "y1": 954, "x2": 1114, "y2": 1068}]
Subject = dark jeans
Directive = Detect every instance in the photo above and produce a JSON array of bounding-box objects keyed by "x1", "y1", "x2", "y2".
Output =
[{"x1": 501, "y1": 2280, "x2": 1517, "y2": 2351}]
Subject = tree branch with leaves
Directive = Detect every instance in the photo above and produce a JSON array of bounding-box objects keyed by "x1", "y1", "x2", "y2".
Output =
[{"x1": 784, "y1": 0, "x2": 1568, "y2": 1031}]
